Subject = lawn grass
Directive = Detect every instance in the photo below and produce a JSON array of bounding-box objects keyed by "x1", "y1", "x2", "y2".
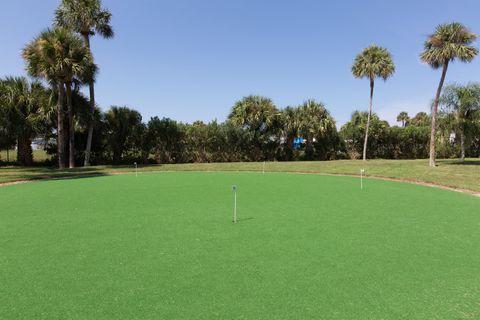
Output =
[
  {"x1": 0, "y1": 158, "x2": 479, "y2": 193},
  {"x1": 0, "y1": 149, "x2": 50, "y2": 162},
  {"x1": 1, "y1": 172, "x2": 479, "y2": 319}
]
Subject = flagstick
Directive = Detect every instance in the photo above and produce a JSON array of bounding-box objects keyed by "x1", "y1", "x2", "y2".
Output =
[
  {"x1": 232, "y1": 185, "x2": 237, "y2": 223},
  {"x1": 134, "y1": 162, "x2": 138, "y2": 177},
  {"x1": 360, "y1": 169, "x2": 364, "y2": 190}
]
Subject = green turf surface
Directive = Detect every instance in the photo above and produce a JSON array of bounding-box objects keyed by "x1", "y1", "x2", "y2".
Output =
[{"x1": 1, "y1": 172, "x2": 479, "y2": 319}]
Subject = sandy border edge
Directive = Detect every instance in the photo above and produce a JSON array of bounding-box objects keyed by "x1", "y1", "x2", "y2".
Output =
[{"x1": 1, "y1": 169, "x2": 479, "y2": 197}]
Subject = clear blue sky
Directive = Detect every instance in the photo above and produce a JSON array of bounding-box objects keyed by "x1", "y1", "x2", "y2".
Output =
[{"x1": 1, "y1": 0, "x2": 480, "y2": 126}]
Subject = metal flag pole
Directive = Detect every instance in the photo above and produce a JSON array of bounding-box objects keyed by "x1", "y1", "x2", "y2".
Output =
[
  {"x1": 134, "y1": 162, "x2": 138, "y2": 177},
  {"x1": 232, "y1": 185, "x2": 237, "y2": 223},
  {"x1": 360, "y1": 169, "x2": 365, "y2": 190}
]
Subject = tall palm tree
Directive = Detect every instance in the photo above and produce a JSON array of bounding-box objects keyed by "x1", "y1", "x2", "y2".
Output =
[
  {"x1": 420, "y1": 22, "x2": 478, "y2": 167},
  {"x1": 55, "y1": 0, "x2": 114, "y2": 166},
  {"x1": 352, "y1": 45, "x2": 395, "y2": 161},
  {"x1": 439, "y1": 83, "x2": 480, "y2": 161},
  {"x1": 396, "y1": 111, "x2": 409, "y2": 127},
  {"x1": 23, "y1": 28, "x2": 93, "y2": 168}
]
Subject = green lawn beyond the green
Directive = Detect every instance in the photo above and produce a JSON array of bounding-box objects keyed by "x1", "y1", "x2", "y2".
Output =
[
  {"x1": 1, "y1": 159, "x2": 479, "y2": 194},
  {"x1": 1, "y1": 172, "x2": 479, "y2": 319}
]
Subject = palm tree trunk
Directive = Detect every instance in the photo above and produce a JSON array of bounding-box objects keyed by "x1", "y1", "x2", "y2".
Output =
[
  {"x1": 66, "y1": 82, "x2": 75, "y2": 168},
  {"x1": 17, "y1": 135, "x2": 33, "y2": 166},
  {"x1": 305, "y1": 137, "x2": 314, "y2": 160},
  {"x1": 57, "y1": 83, "x2": 66, "y2": 169},
  {"x1": 460, "y1": 130, "x2": 465, "y2": 162},
  {"x1": 286, "y1": 134, "x2": 294, "y2": 161},
  {"x1": 113, "y1": 150, "x2": 122, "y2": 165},
  {"x1": 429, "y1": 60, "x2": 449, "y2": 167},
  {"x1": 363, "y1": 79, "x2": 374, "y2": 161},
  {"x1": 83, "y1": 34, "x2": 95, "y2": 167}
]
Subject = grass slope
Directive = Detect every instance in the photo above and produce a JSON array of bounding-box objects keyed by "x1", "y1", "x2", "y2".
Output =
[
  {"x1": 1, "y1": 172, "x2": 479, "y2": 319},
  {"x1": 1, "y1": 159, "x2": 479, "y2": 193}
]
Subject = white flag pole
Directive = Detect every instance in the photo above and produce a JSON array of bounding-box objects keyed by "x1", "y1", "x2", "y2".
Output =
[
  {"x1": 360, "y1": 169, "x2": 364, "y2": 190},
  {"x1": 134, "y1": 162, "x2": 138, "y2": 177},
  {"x1": 232, "y1": 185, "x2": 237, "y2": 223}
]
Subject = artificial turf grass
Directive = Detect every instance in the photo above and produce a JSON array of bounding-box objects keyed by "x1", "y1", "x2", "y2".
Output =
[{"x1": 1, "y1": 172, "x2": 479, "y2": 319}]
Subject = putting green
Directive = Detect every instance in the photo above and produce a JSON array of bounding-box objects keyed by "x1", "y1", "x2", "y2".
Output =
[{"x1": 1, "y1": 172, "x2": 479, "y2": 319}]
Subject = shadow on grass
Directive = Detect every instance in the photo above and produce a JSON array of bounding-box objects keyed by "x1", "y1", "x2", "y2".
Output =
[
  {"x1": 442, "y1": 159, "x2": 480, "y2": 166},
  {"x1": 235, "y1": 217, "x2": 255, "y2": 223},
  {"x1": 0, "y1": 163, "x2": 170, "y2": 184},
  {"x1": 0, "y1": 166, "x2": 112, "y2": 184},
  {"x1": 27, "y1": 171, "x2": 110, "y2": 182}
]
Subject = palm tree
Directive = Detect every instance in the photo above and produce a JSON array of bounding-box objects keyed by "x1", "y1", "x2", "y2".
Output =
[
  {"x1": 439, "y1": 83, "x2": 480, "y2": 161},
  {"x1": 281, "y1": 106, "x2": 302, "y2": 160},
  {"x1": 297, "y1": 100, "x2": 336, "y2": 159},
  {"x1": 55, "y1": 0, "x2": 114, "y2": 167},
  {"x1": 0, "y1": 77, "x2": 50, "y2": 166},
  {"x1": 410, "y1": 112, "x2": 430, "y2": 127},
  {"x1": 0, "y1": 100, "x2": 16, "y2": 161},
  {"x1": 352, "y1": 45, "x2": 395, "y2": 160},
  {"x1": 420, "y1": 22, "x2": 478, "y2": 167},
  {"x1": 0, "y1": 81, "x2": 16, "y2": 162},
  {"x1": 105, "y1": 106, "x2": 142, "y2": 164},
  {"x1": 228, "y1": 95, "x2": 281, "y2": 160},
  {"x1": 228, "y1": 96, "x2": 279, "y2": 130},
  {"x1": 23, "y1": 28, "x2": 93, "y2": 168},
  {"x1": 396, "y1": 111, "x2": 409, "y2": 127}
]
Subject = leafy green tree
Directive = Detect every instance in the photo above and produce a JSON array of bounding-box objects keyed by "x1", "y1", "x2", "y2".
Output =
[
  {"x1": 228, "y1": 96, "x2": 281, "y2": 161},
  {"x1": 70, "y1": 89, "x2": 105, "y2": 164},
  {"x1": 222, "y1": 122, "x2": 259, "y2": 162},
  {"x1": 0, "y1": 77, "x2": 51, "y2": 166},
  {"x1": 183, "y1": 121, "x2": 229, "y2": 163},
  {"x1": 145, "y1": 117, "x2": 185, "y2": 164},
  {"x1": 340, "y1": 111, "x2": 390, "y2": 159},
  {"x1": 55, "y1": 0, "x2": 114, "y2": 166},
  {"x1": 467, "y1": 111, "x2": 480, "y2": 157},
  {"x1": 396, "y1": 111, "x2": 410, "y2": 127},
  {"x1": 352, "y1": 45, "x2": 395, "y2": 161},
  {"x1": 420, "y1": 22, "x2": 478, "y2": 166},
  {"x1": 388, "y1": 125, "x2": 430, "y2": 159},
  {"x1": 105, "y1": 106, "x2": 142, "y2": 164},
  {"x1": 439, "y1": 83, "x2": 480, "y2": 161},
  {"x1": 23, "y1": 28, "x2": 93, "y2": 168},
  {"x1": 436, "y1": 113, "x2": 459, "y2": 159},
  {"x1": 410, "y1": 112, "x2": 430, "y2": 127}
]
